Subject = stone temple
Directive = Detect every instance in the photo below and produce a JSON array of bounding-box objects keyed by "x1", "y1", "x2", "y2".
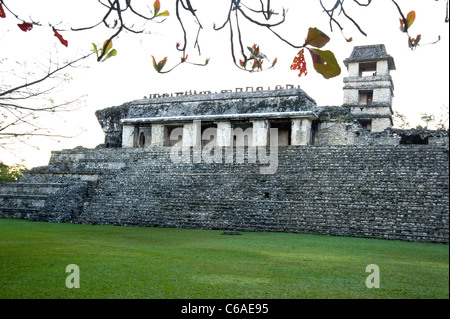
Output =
[{"x1": 1, "y1": 45, "x2": 448, "y2": 243}]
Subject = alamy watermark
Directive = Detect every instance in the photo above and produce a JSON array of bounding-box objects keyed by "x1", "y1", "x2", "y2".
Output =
[
  {"x1": 65, "y1": 264, "x2": 80, "y2": 289},
  {"x1": 365, "y1": 264, "x2": 380, "y2": 289},
  {"x1": 169, "y1": 120, "x2": 279, "y2": 174}
]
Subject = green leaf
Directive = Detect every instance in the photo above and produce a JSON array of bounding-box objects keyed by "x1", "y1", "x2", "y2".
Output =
[
  {"x1": 156, "y1": 10, "x2": 169, "y2": 17},
  {"x1": 92, "y1": 43, "x2": 99, "y2": 58},
  {"x1": 304, "y1": 27, "x2": 330, "y2": 48},
  {"x1": 308, "y1": 48, "x2": 341, "y2": 79},
  {"x1": 102, "y1": 49, "x2": 117, "y2": 62}
]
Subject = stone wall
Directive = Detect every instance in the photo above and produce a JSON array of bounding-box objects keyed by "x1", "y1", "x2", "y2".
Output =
[
  {"x1": 2, "y1": 145, "x2": 447, "y2": 243},
  {"x1": 95, "y1": 88, "x2": 319, "y2": 148}
]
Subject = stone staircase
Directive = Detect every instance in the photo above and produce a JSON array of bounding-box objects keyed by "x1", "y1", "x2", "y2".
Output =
[
  {"x1": 0, "y1": 182, "x2": 68, "y2": 219},
  {"x1": 1, "y1": 145, "x2": 448, "y2": 243},
  {"x1": 0, "y1": 147, "x2": 141, "y2": 221}
]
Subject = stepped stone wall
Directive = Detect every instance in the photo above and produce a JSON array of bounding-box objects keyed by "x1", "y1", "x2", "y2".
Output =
[{"x1": 1, "y1": 145, "x2": 448, "y2": 243}]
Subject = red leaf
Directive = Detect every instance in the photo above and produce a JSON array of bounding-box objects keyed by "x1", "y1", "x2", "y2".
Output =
[
  {"x1": 271, "y1": 57, "x2": 278, "y2": 68},
  {"x1": 53, "y1": 27, "x2": 68, "y2": 47},
  {"x1": 0, "y1": 4, "x2": 6, "y2": 18},
  {"x1": 252, "y1": 44, "x2": 260, "y2": 56},
  {"x1": 290, "y1": 49, "x2": 307, "y2": 77},
  {"x1": 18, "y1": 22, "x2": 33, "y2": 32},
  {"x1": 154, "y1": 0, "x2": 161, "y2": 15}
]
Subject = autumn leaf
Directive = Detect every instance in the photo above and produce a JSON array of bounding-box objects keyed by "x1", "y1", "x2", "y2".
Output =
[
  {"x1": 18, "y1": 22, "x2": 33, "y2": 32},
  {"x1": 102, "y1": 39, "x2": 113, "y2": 55},
  {"x1": 247, "y1": 44, "x2": 269, "y2": 66},
  {"x1": 290, "y1": 49, "x2": 308, "y2": 77},
  {"x1": 308, "y1": 48, "x2": 341, "y2": 79},
  {"x1": 271, "y1": 58, "x2": 278, "y2": 68},
  {"x1": 252, "y1": 58, "x2": 263, "y2": 71},
  {"x1": 154, "y1": 0, "x2": 160, "y2": 15},
  {"x1": 406, "y1": 11, "x2": 416, "y2": 28},
  {"x1": 0, "y1": 4, "x2": 6, "y2": 18},
  {"x1": 53, "y1": 27, "x2": 68, "y2": 47},
  {"x1": 408, "y1": 34, "x2": 421, "y2": 49},
  {"x1": 152, "y1": 0, "x2": 169, "y2": 17},
  {"x1": 152, "y1": 55, "x2": 168, "y2": 72},
  {"x1": 252, "y1": 44, "x2": 260, "y2": 56},
  {"x1": 400, "y1": 10, "x2": 416, "y2": 32},
  {"x1": 304, "y1": 27, "x2": 330, "y2": 48}
]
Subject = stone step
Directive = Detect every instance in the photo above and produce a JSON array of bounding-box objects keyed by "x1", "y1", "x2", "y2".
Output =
[
  {"x1": 20, "y1": 171, "x2": 103, "y2": 181},
  {"x1": 0, "y1": 194, "x2": 48, "y2": 209},
  {"x1": 0, "y1": 206, "x2": 40, "y2": 219},
  {"x1": 0, "y1": 182, "x2": 67, "y2": 195},
  {"x1": 0, "y1": 182, "x2": 67, "y2": 216}
]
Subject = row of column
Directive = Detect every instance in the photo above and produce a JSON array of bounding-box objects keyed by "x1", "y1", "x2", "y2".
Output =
[{"x1": 122, "y1": 118, "x2": 313, "y2": 148}]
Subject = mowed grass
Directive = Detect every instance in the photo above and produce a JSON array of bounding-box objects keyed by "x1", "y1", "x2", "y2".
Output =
[{"x1": 0, "y1": 219, "x2": 448, "y2": 299}]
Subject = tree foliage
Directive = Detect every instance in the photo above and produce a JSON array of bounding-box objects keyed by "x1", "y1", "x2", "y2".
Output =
[
  {"x1": 0, "y1": 0, "x2": 448, "y2": 155},
  {"x1": 0, "y1": 161, "x2": 26, "y2": 182},
  {"x1": 1, "y1": 0, "x2": 447, "y2": 77}
]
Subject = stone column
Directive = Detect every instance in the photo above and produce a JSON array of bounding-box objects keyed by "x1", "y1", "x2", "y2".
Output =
[
  {"x1": 251, "y1": 119, "x2": 269, "y2": 146},
  {"x1": 216, "y1": 121, "x2": 232, "y2": 147},
  {"x1": 122, "y1": 124, "x2": 136, "y2": 148},
  {"x1": 376, "y1": 60, "x2": 389, "y2": 75},
  {"x1": 151, "y1": 124, "x2": 165, "y2": 146},
  {"x1": 182, "y1": 120, "x2": 201, "y2": 147},
  {"x1": 291, "y1": 118, "x2": 312, "y2": 146},
  {"x1": 347, "y1": 62, "x2": 359, "y2": 77}
]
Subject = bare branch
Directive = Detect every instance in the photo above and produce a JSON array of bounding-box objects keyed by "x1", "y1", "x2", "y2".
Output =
[{"x1": 0, "y1": 53, "x2": 93, "y2": 98}]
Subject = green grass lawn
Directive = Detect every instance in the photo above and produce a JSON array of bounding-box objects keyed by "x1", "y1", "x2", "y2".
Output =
[{"x1": 0, "y1": 218, "x2": 448, "y2": 299}]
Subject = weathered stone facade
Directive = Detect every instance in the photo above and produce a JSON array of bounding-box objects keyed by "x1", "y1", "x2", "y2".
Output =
[
  {"x1": 1, "y1": 145, "x2": 448, "y2": 243},
  {"x1": 0, "y1": 45, "x2": 448, "y2": 243}
]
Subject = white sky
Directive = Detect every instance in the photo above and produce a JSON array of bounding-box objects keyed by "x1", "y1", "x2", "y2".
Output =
[{"x1": 1, "y1": 0, "x2": 449, "y2": 168}]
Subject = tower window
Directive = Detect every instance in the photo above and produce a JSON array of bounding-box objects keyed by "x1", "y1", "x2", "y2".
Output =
[
  {"x1": 359, "y1": 62, "x2": 377, "y2": 76},
  {"x1": 359, "y1": 90, "x2": 373, "y2": 106}
]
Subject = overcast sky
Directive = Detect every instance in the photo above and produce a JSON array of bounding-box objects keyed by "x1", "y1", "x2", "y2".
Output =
[{"x1": 1, "y1": 0, "x2": 449, "y2": 168}]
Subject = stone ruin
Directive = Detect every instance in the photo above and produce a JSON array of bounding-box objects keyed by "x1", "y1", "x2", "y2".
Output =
[{"x1": 0, "y1": 45, "x2": 448, "y2": 243}]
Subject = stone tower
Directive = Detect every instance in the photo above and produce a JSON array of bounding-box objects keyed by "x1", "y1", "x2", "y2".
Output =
[{"x1": 343, "y1": 44, "x2": 396, "y2": 132}]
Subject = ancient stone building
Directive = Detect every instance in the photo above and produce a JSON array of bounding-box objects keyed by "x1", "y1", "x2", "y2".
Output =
[{"x1": 1, "y1": 45, "x2": 448, "y2": 243}]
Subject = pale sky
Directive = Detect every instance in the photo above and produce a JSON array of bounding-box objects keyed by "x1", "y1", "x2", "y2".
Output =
[{"x1": 1, "y1": 0, "x2": 449, "y2": 168}]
